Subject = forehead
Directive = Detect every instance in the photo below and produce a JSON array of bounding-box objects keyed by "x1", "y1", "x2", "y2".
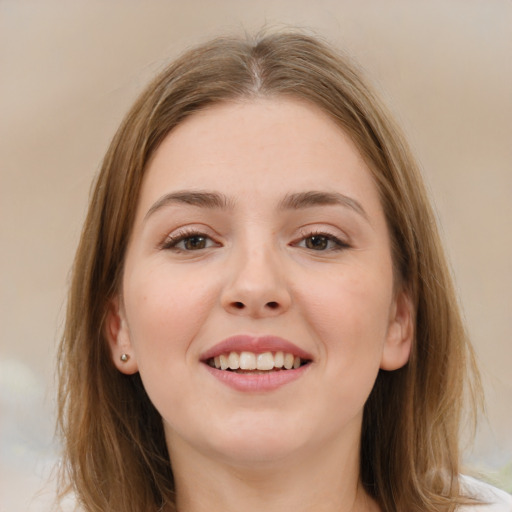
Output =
[{"x1": 138, "y1": 97, "x2": 381, "y2": 215}]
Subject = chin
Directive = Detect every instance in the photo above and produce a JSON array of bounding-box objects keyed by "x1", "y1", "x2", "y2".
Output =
[
  {"x1": 166, "y1": 410, "x2": 308, "y2": 469},
  {"x1": 191, "y1": 413, "x2": 312, "y2": 467},
  {"x1": 210, "y1": 434, "x2": 307, "y2": 468}
]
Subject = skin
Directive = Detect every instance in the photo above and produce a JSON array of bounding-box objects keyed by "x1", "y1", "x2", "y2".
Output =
[{"x1": 106, "y1": 97, "x2": 413, "y2": 512}]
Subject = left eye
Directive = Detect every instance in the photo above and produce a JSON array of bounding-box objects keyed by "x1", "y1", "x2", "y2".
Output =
[
  {"x1": 296, "y1": 234, "x2": 348, "y2": 251},
  {"x1": 162, "y1": 233, "x2": 217, "y2": 251}
]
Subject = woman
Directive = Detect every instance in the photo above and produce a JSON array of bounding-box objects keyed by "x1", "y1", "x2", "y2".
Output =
[{"x1": 57, "y1": 30, "x2": 511, "y2": 511}]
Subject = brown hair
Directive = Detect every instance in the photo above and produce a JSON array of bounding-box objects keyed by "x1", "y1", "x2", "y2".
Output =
[{"x1": 57, "y1": 30, "x2": 482, "y2": 512}]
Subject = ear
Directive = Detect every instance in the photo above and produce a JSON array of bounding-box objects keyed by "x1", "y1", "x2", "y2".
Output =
[
  {"x1": 380, "y1": 288, "x2": 414, "y2": 371},
  {"x1": 104, "y1": 296, "x2": 139, "y2": 375}
]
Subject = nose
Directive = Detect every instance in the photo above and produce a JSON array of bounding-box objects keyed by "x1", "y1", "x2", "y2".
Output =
[{"x1": 220, "y1": 246, "x2": 291, "y2": 318}]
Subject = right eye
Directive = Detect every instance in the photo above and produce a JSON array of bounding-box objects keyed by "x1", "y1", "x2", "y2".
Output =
[{"x1": 162, "y1": 231, "x2": 219, "y2": 252}]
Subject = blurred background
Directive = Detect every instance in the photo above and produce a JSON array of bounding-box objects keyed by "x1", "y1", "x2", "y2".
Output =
[{"x1": 1, "y1": 1, "x2": 511, "y2": 510}]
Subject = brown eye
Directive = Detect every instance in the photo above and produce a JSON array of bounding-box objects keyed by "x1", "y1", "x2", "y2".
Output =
[
  {"x1": 163, "y1": 232, "x2": 218, "y2": 251},
  {"x1": 183, "y1": 235, "x2": 208, "y2": 250},
  {"x1": 295, "y1": 232, "x2": 349, "y2": 252},
  {"x1": 305, "y1": 235, "x2": 329, "y2": 250}
]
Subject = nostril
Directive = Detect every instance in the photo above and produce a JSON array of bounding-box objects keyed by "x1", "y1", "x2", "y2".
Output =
[
  {"x1": 266, "y1": 301, "x2": 279, "y2": 309},
  {"x1": 233, "y1": 302, "x2": 245, "y2": 309}
]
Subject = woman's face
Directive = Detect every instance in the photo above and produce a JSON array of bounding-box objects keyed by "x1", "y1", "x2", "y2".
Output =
[{"x1": 107, "y1": 98, "x2": 412, "y2": 467}]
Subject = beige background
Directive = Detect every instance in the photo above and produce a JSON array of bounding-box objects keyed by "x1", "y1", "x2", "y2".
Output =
[{"x1": 1, "y1": 1, "x2": 511, "y2": 510}]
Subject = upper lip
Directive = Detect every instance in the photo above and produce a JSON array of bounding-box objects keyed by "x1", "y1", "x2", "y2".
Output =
[{"x1": 200, "y1": 335, "x2": 314, "y2": 362}]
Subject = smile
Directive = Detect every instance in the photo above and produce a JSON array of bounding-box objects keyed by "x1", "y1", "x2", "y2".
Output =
[
  {"x1": 201, "y1": 335, "x2": 313, "y2": 391},
  {"x1": 207, "y1": 351, "x2": 309, "y2": 372}
]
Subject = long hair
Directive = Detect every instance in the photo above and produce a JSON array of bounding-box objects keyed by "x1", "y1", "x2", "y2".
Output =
[{"x1": 57, "y1": 30, "x2": 482, "y2": 511}]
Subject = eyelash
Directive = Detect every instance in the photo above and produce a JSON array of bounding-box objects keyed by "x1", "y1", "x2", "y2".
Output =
[
  {"x1": 294, "y1": 230, "x2": 350, "y2": 252},
  {"x1": 161, "y1": 229, "x2": 219, "y2": 252},
  {"x1": 161, "y1": 228, "x2": 350, "y2": 253}
]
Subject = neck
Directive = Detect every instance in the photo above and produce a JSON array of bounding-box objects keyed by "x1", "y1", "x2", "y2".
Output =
[{"x1": 168, "y1": 431, "x2": 380, "y2": 512}]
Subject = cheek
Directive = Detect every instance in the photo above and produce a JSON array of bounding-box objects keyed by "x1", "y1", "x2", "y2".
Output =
[
  {"x1": 121, "y1": 265, "x2": 221, "y2": 432},
  {"x1": 297, "y1": 264, "x2": 393, "y2": 381},
  {"x1": 305, "y1": 268, "x2": 392, "y2": 340},
  {"x1": 123, "y1": 264, "x2": 218, "y2": 370}
]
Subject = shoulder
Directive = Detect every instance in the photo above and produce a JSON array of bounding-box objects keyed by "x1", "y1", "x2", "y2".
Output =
[{"x1": 458, "y1": 475, "x2": 512, "y2": 511}]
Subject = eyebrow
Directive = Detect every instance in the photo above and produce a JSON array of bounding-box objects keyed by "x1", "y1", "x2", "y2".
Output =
[
  {"x1": 144, "y1": 189, "x2": 368, "y2": 222},
  {"x1": 145, "y1": 190, "x2": 233, "y2": 220},
  {"x1": 278, "y1": 191, "x2": 369, "y2": 221}
]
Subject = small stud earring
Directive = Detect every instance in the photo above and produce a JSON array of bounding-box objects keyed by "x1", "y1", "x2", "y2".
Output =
[{"x1": 120, "y1": 353, "x2": 130, "y2": 362}]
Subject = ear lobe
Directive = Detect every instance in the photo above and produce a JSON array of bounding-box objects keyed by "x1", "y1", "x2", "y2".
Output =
[
  {"x1": 104, "y1": 297, "x2": 139, "y2": 375},
  {"x1": 380, "y1": 289, "x2": 414, "y2": 371}
]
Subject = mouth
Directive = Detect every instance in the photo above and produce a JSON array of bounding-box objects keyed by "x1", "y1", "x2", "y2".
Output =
[
  {"x1": 206, "y1": 351, "x2": 311, "y2": 373},
  {"x1": 200, "y1": 335, "x2": 313, "y2": 390}
]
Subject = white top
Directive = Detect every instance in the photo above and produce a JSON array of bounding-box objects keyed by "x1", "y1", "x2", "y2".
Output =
[{"x1": 459, "y1": 476, "x2": 512, "y2": 511}]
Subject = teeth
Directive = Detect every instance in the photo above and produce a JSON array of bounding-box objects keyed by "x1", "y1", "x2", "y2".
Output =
[
  {"x1": 274, "y1": 351, "x2": 284, "y2": 368},
  {"x1": 283, "y1": 353, "x2": 294, "y2": 370},
  {"x1": 256, "y1": 352, "x2": 274, "y2": 370},
  {"x1": 219, "y1": 354, "x2": 229, "y2": 370},
  {"x1": 209, "y1": 351, "x2": 307, "y2": 371},
  {"x1": 239, "y1": 351, "x2": 257, "y2": 370},
  {"x1": 228, "y1": 351, "x2": 240, "y2": 370}
]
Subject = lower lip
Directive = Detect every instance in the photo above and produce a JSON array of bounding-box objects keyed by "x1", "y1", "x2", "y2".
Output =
[{"x1": 203, "y1": 363, "x2": 310, "y2": 392}]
